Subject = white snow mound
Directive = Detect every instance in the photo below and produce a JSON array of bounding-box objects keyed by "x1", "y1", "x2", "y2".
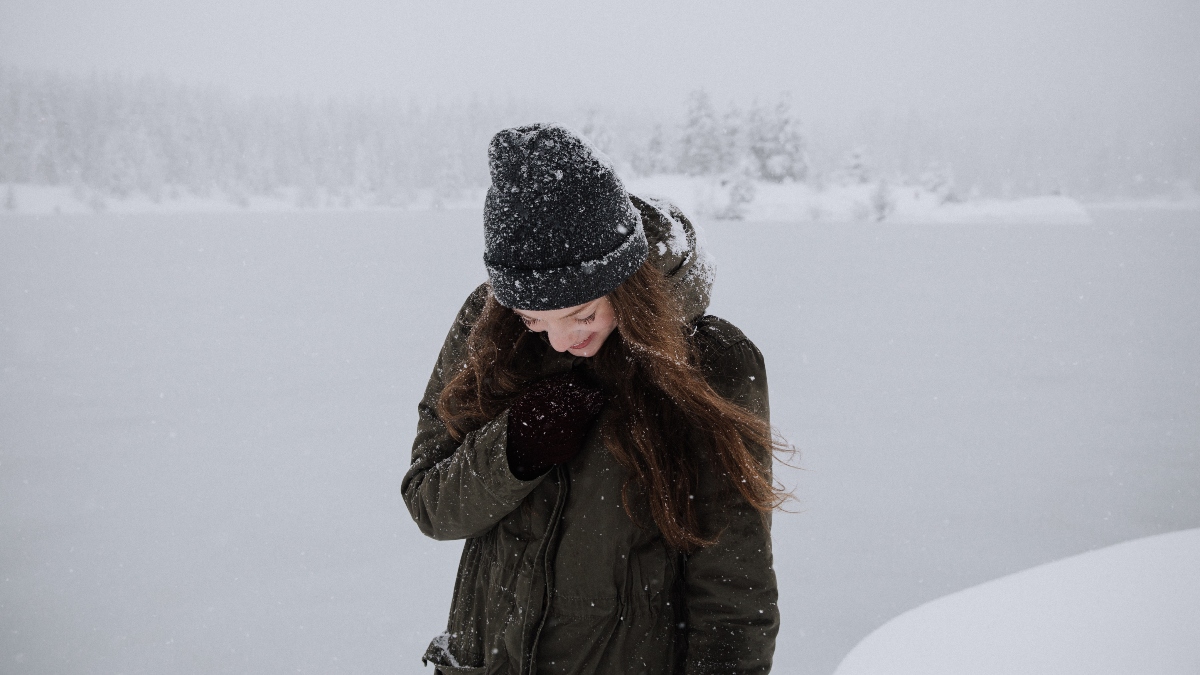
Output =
[{"x1": 833, "y1": 528, "x2": 1200, "y2": 675}]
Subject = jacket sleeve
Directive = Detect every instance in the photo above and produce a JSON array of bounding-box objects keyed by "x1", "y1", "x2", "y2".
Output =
[
  {"x1": 401, "y1": 285, "x2": 549, "y2": 541},
  {"x1": 684, "y1": 334, "x2": 780, "y2": 675}
]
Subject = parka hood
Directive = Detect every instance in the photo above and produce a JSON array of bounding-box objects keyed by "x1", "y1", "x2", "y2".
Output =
[{"x1": 631, "y1": 194, "x2": 713, "y2": 324}]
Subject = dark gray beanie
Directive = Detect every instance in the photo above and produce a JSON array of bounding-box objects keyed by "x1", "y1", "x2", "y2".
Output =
[{"x1": 483, "y1": 123, "x2": 648, "y2": 311}]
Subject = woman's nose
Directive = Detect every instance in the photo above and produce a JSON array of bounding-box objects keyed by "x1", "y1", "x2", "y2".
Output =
[{"x1": 546, "y1": 329, "x2": 578, "y2": 352}]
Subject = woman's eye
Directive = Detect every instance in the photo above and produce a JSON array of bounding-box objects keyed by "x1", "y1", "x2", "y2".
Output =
[
  {"x1": 578, "y1": 312, "x2": 596, "y2": 325},
  {"x1": 519, "y1": 316, "x2": 536, "y2": 327}
]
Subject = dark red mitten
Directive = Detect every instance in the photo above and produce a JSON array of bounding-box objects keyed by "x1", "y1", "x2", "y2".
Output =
[{"x1": 506, "y1": 372, "x2": 606, "y2": 480}]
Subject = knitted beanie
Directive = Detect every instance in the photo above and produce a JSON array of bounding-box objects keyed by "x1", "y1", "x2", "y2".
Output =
[{"x1": 483, "y1": 123, "x2": 648, "y2": 311}]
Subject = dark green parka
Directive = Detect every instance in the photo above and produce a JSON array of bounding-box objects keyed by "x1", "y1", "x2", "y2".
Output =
[{"x1": 403, "y1": 196, "x2": 779, "y2": 675}]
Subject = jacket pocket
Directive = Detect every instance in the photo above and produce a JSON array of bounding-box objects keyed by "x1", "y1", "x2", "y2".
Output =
[{"x1": 423, "y1": 632, "x2": 485, "y2": 675}]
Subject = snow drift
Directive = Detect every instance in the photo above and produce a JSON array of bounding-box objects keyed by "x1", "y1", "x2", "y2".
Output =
[{"x1": 834, "y1": 528, "x2": 1200, "y2": 675}]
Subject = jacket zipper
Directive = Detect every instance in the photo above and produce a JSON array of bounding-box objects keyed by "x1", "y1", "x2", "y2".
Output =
[{"x1": 523, "y1": 464, "x2": 569, "y2": 674}]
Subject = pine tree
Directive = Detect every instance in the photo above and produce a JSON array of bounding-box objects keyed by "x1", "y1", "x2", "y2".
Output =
[
  {"x1": 631, "y1": 124, "x2": 672, "y2": 176},
  {"x1": 843, "y1": 147, "x2": 872, "y2": 184},
  {"x1": 719, "y1": 106, "x2": 743, "y2": 173},
  {"x1": 746, "y1": 95, "x2": 807, "y2": 182},
  {"x1": 579, "y1": 110, "x2": 613, "y2": 156},
  {"x1": 679, "y1": 90, "x2": 727, "y2": 176},
  {"x1": 871, "y1": 179, "x2": 894, "y2": 221}
]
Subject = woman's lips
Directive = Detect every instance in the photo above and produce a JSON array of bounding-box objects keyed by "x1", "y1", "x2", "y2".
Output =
[{"x1": 570, "y1": 334, "x2": 594, "y2": 350}]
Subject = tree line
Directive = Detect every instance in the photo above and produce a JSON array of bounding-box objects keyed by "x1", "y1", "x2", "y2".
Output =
[
  {"x1": 0, "y1": 68, "x2": 538, "y2": 207},
  {"x1": 2, "y1": 66, "x2": 1195, "y2": 207},
  {"x1": 0, "y1": 67, "x2": 821, "y2": 209}
]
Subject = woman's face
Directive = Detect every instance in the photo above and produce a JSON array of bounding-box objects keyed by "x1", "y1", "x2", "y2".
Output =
[{"x1": 513, "y1": 296, "x2": 617, "y2": 358}]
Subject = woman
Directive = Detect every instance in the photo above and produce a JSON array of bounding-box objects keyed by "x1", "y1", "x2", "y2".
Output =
[{"x1": 403, "y1": 124, "x2": 785, "y2": 675}]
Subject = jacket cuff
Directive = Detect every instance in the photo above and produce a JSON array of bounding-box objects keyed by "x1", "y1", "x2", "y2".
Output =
[{"x1": 471, "y1": 409, "x2": 551, "y2": 504}]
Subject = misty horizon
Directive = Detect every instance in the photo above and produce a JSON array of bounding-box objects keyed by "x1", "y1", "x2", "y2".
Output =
[
  {"x1": 4, "y1": 1, "x2": 1198, "y2": 204},
  {"x1": 1, "y1": 62, "x2": 1195, "y2": 207}
]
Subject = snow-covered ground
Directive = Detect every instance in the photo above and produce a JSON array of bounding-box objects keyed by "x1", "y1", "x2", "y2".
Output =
[
  {"x1": 628, "y1": 174, "x2": 1097, "y2": 224},
  {"x1": 1, "y1": 208, "x2": 1198, "y2": 675},
  {"x1": 3, "y1": 177, "x2": 1143, "y2": 225},
  {"x1": 0, "y1": 183, "x2": 489, "y2": 215},
  {"x1": 834, "y1": 528, "x2": 1200, "y2": 675}
]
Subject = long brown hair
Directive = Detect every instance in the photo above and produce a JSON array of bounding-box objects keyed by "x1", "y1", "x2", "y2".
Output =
[{"x1": 438, "y1": 261, "x2": 788, "y2": 551}]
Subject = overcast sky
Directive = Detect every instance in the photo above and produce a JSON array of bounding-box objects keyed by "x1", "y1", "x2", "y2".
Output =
[{"x1": 3, "y1": 0, "x2": 1198, "y2": 130}]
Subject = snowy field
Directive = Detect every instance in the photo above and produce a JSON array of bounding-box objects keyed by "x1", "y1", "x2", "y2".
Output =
[{"x1": 1, "y1": 208, "x2": 1198, "y2": 675}]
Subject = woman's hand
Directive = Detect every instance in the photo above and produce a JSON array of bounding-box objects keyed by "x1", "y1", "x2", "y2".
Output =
[{"x1": 506, "y1": 372, "x2": 606, "y2": 480}]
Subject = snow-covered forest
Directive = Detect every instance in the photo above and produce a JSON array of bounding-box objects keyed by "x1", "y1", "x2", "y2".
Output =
[{"x1": 3, "y1": 66, "x2": 1196, "y2": 213}]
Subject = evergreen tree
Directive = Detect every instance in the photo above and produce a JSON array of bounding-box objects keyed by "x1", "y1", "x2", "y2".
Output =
[
  {"x1": 871, "y1": 179, "x2": 895, "y2": 221},
  {"x1": 631, "y1": 124, "x2": 673, "y2": 175},
  {"x1": 746, "y1": 95, "x2": 807, "y2": 182},
  {"x1": 579, "y1": 110, "x2": 614, "y2": 156},
  {"x1": 719, "y1": 106, "x2": 743, "y2": 173},
  {"x1": 679, "y1": 90, "x2": 729, "y2": 175},
  {"x1": 842, "y1": 147, "x2": 872, "y2": 184}
]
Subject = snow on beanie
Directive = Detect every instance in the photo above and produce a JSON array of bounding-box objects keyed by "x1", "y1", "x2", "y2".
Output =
[{"x1": 483, "y1": 123, "x2": 648, "y2": 311}]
